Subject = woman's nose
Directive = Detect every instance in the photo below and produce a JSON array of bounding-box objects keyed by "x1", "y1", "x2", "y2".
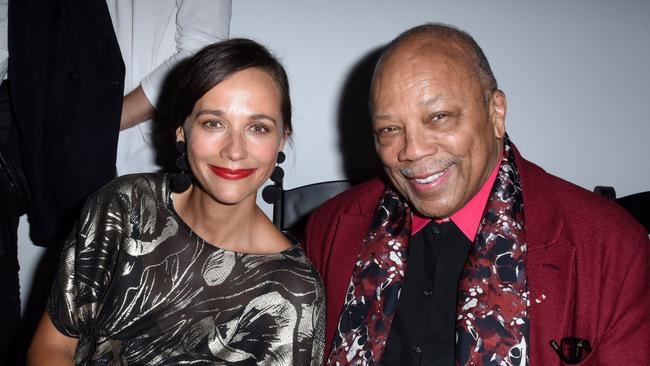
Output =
[{"x1": 220, "y1": 131, "x2": 247, "y2": 161}]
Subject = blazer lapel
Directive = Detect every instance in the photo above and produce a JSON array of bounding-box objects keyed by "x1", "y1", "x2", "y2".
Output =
[
  {"x1": 82, "y1": 0, "x2": 122, "y2": 57},
  {"x1": 517, "y1": 150, "x2": 577, "y2": 365},
  {"x1": 325, "y1": 213, "x2": 369, "y2": 314},
  {"x1": 323, "y1": 212, "x2": 372, "y2": 359},
  {"x1": 526, "y1": 239, "x2": 576, "y2": 365}
]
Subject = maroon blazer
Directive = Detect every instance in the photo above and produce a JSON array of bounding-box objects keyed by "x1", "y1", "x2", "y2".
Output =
[{"x1": 304, "y1": 149, "x2": 650, "y2": 365}]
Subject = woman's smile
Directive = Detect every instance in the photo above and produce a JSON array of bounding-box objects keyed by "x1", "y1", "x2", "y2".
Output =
[{"x1": 209, "y1": 165, "x2": 258, "y2": 180}]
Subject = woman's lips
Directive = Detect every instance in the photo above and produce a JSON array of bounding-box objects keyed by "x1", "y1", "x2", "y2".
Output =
[{"x1": 209, "y1": 165, "x2": 257, "y2": 180}]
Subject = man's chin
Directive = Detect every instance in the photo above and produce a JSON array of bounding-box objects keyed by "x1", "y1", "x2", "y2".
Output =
[{"x1": 408, "y1": 197, "x2": 457, "y2": 220}]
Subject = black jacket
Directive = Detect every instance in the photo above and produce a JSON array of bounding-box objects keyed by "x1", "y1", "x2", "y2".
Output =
[{"x1": 8, "y1": 0, "x2": 125, "y2": 246}]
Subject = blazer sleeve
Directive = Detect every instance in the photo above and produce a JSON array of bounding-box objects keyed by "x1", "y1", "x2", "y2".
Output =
[
  {"x1": 303, "y1": 205, "x2": 336, "y2": 276},
  {"x1": 596, "y1": 227, "x2": 650, "y2": 365}
]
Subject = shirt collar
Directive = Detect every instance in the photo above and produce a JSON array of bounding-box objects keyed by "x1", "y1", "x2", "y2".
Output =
[{"x1": 411, "y1": 153, "x2": 503, "y2": 240}]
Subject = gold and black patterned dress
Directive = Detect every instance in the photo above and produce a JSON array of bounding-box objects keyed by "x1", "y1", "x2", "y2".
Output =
[{"x1": 47, "y1": 174, "x2": 325, "y2": 365}]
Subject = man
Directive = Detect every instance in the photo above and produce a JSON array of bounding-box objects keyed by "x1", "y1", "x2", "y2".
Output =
[{"x1": 304, "y1": 24, "x2": 650, "y2": 365}]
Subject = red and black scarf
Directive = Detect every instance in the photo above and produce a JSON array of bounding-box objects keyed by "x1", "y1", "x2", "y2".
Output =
[{"x1": 328, "y1": 139, "x2": 529, "y2": 365}]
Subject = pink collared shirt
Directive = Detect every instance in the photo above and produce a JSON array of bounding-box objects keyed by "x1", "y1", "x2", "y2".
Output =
[{"x1": 411, "y1": 156, "x2": 502, "y2": 240}]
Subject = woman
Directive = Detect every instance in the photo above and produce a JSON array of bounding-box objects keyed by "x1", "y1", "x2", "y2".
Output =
[{"x1": 28, "y1": 39, "x2": 325, "y2": 365}]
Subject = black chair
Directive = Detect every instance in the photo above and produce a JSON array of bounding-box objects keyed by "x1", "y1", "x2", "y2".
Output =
[
  {"x1": 264, "y1": 179, "x2": 355, "y2": 243},
  {"x1": 616, "y1": 191, "x2": 650, "y2": 232},
  {"x1": 594, "y1": 186, "x2": 650, "y2": 232}
]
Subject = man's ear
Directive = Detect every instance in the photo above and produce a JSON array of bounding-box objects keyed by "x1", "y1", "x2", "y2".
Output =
[
  {"x1": 176, "y1": 126, "x2": 185, "y2": 141},
  {"x1": 489, "y1": 89, "x2": 507, "y2": 139}
]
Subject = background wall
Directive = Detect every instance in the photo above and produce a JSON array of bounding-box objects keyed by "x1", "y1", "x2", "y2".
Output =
[{"x1": 19, "y1": 0, "x2": 650, "y2": 314}]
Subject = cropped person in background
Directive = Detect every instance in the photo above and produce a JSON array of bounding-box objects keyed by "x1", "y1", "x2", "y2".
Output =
[
  {"x1": 5, "y1": 0, "x2": 125, "y2": 362},
  {"x1": 0, "y1": 0, "x2": 26, "y2": 361},
  {"x1": 304, "y1": 23, "x2": 650, "y2": 365},
  {"x1": 29, "y1": 39, "x2": 325, "y2": 365},
  {"x1": 111, "y1": 0, "x2": 231, "y2": 175}
]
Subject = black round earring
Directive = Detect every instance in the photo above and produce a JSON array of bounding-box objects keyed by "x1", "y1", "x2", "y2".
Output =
[
  {"x1": 262, "y1": 151, "x2": 285, "y2": 204},
  {"x1": 170, "y1": 140, "x2": 192, "y2": 193}
]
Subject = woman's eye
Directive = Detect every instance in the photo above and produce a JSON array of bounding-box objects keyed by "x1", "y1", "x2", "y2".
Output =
[
  {"x1": 248, "y1": 123, "x2": 270, "y2": 134},
  {"x1": 202, "y1": 119, "x2": 224, "y2": 129}
]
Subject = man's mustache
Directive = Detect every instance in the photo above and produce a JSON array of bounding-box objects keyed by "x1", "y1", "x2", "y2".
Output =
[{"x1": 398, "y1": 158, "x2": 457, "y2": 177}]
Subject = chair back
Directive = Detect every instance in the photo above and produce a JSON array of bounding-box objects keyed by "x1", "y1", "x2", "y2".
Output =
[
  {"x1": 616, "y1": 191, "x2": 650, "y2": 232},
  {"x1": 594, "y1": 185, "x2": 650, "y2": 232},
  {"x1": 279, "y1": 180, "x2": 355, "y2": 242}
]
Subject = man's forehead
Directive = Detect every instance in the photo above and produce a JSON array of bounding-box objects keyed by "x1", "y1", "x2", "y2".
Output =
[
  {"x1": 385, "y1": 36, "x2": 471, "y2": 73},
  {"x1": 373, "y1": 43, "x2": 475, "y2": 95}
]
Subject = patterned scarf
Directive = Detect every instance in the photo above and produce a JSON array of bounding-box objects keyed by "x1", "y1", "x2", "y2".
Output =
[{"x1": 328, "y1": 139, "x2": 529, "y2": 365}]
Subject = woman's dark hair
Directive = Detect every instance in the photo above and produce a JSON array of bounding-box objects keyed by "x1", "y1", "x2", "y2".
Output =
[{"x1": 173, "y1": 38, "x2": 292, "y2": 136}]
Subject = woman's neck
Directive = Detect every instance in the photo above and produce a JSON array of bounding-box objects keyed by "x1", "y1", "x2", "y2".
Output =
[{"x1": 172, "y1": 185, "x2": 262, "y2": 252}]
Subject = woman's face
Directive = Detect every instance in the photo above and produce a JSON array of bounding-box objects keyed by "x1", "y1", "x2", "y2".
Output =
[{"x1": 178, "y1": 67, "x2": 286, "y2": 206}]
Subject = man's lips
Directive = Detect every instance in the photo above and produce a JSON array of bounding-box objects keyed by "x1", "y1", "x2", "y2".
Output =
[
  {"x1": 209, "y1": 165, "x2": 257, "y2": 180},
  {"x1": 404, "y1": 165, "x2": 453, "y2": 188}
]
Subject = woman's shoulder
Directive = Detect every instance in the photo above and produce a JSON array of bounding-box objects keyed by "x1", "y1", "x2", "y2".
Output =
[
  {"x1": 91, "y1": 173, "x2": 170, "y2": 202},
  {"x1": 271, "y1": 245, "x2": 324, "y2": 285},
  {"x1": 106, "y1": 173, "x2": 169, "y2": 193},
  {"x1": 279, "y1": 244, "x2": 313, "y2": 265},
  {"x1": 76, "y1": 173, "x2": 172, "y2": 221}
]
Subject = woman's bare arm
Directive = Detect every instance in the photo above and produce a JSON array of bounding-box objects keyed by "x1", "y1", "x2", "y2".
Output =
[{"x1": 28, "y1": 312, "x2": 77, "y2": 365}]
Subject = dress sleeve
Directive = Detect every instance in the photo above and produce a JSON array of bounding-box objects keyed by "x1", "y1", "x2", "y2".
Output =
[
  {"x1": 140, "y1": 0, "x2": 231, "y2": 108},
  {"x1": 46, "y1": 183, "x2": 127, "y2": 338},
  {"x1": 309, "y1": 284, "x2": 326, "y2": 366},
  {"x1": 291, "y1": 255, "x2": 326, "y2": 366}
]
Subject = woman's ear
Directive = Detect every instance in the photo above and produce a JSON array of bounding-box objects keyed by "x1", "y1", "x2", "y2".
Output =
[
  {"x1": 176, "y1": 126, "x2": 185, "y2": 142},
  {"x1": 279, "y1": 129, "x2": 290, "y2": 151}
]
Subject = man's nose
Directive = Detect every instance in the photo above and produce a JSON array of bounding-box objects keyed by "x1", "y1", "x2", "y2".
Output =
[
  {"x1": 220, "y1": 130, "x2": 247, "y2": 161},
  {"x1": 398, "y1": 127, "x2": 436, "y2": 161}
]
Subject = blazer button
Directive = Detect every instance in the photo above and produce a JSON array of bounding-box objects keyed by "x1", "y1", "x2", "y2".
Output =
[
  {"x1": 422, "y1": 289, "x2": 432, "y2": 296},
  {"x1": 412, "y1": 345, "x2": 422, "y2": 354}
]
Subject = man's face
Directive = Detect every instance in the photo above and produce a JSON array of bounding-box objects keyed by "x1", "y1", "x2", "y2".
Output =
[{"x1": 371, "y1": 39, "x2": 506, "y2": 218}]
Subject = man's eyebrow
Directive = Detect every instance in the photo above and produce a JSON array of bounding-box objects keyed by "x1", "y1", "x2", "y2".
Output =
[
  {"x1": 419, "y1": 94, "x2": 444, "y2": 107},
  {"x1": 373, "y1": 113, "x2": 395, "y2": 121},
  {"x1": 374, "y1": 95, "x2": 446, "y2": 120}
]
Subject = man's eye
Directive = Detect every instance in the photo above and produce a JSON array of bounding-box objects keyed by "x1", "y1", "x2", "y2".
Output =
[
  {"x1": 376, "y1": 126, "x2": 400, "y2": 135},
  {"x1": 431, "y1": 112, "x2": 449, "y2": 122}
]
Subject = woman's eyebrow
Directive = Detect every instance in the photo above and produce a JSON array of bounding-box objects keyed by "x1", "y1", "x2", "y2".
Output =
[
  {"x1": 250, "y1": 113, "x2": 278, "y2": 125},
  {"x1": 195, "y1": 109, "x2": 225, "y2": 118}
]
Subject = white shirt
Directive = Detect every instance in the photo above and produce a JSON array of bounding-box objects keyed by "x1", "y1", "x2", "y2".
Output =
[
  {"x1": 108, "y1": 0, "x2": 231, "y2": 175},
  {"x1": 0, "y1": 0, "x2": 8, "y2": 81}
]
